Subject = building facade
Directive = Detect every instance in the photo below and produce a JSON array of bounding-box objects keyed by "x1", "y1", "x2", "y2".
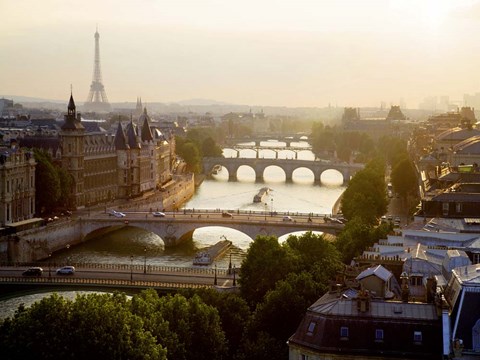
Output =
[{"x1": 0, "y1": 143, "x2": 36, "y2": 226}]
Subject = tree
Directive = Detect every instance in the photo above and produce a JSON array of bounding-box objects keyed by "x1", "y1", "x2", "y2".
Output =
[
  {"x1": 239, "y1": 235, "x2": 294, "y2": 307},
  {"x1": 33, "y1": 149, "x2": 61, "y2": 214},
  {"x1": 340, "y1": 159, "x2": 388, "y2": 225},
  {"x1": 176, "y1": 140, "x2": 201, "y2": 173},
  {"x1": 249, "y1": 272, "x2": 323, "y2": 342},
  {"x1": 0, "y1": 292, "x2": 166, "y2": 360},
  {"x1": 391, "y1": 156, "x2": 417, "y2": 199},
  {"x1": 284, "y1": 231, "x2": 342, "y2": 292},
  {"x1": 335, "y1": 218, "x2": 391, "y2": 263},
  {"x1": 202, "y1": 137, "x2": 223, "y2": 157}
]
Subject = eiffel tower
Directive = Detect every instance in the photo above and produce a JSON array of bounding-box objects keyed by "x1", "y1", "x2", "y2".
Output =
[{"x1": 84, "y1": 28, "x2": 112, "y2": 112}]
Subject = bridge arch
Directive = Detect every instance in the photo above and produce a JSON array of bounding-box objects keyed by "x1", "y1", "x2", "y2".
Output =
[
  {"x1": 258, "y1": 164, "x2": 286, "y2": 182},
  {"x1": 292, "y1": 167, "x2": 315, "y2": 183}
]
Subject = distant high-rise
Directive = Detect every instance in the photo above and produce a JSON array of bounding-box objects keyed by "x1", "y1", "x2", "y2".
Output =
[{"x1": 84, "y1": 28, "x2": 112, "y2": 113}]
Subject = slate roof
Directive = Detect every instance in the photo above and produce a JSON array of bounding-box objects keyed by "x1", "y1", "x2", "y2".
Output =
[
  {"x1": 356, "y1": 265, "x2": 392, "y2": 282},
  {"x1": 114, "y1": 122, "x2": 129, "y2": 150}
]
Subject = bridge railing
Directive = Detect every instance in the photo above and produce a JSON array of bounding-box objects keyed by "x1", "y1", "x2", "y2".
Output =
[
  {"x1": 0, "y1": 262, "x2": 237, "y2": 276},
  {"x1": 0, "y1": 276, "x2": 215, "y2": 289},
  {"x1": 176, "y1": 208, "x2": 333, "y2": 218}
]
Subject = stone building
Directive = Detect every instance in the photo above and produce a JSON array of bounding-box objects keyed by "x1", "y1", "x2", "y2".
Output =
[
  {"x1": 20, "y1": 93, "x2": 175, "y2": 209},
  {"x1": 0, "y1": 142, "x2": 36, "y2": 226}
]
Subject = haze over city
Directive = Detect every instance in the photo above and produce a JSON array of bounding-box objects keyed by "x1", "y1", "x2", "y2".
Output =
[{"x1": 2, "y1": 0, "x2": 480, "y2": 108}]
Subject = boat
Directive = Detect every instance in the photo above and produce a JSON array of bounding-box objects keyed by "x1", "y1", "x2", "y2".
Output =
[
  {"x1": 211, "y1": 165, "x2": 222, "y2": 175},
  {"x1": 193, "y1": 239, "x2": 232, "y2": 266},
  {"x1": 253, "y1": 187, "x2": 271, "y2": 203}
]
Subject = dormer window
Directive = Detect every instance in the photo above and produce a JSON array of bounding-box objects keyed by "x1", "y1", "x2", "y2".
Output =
[
  {"x1": 306, "y1": 321, "x2": 316, "y2": 336},
  {"x1": 340, "y1": 326, "x2": 349, "y2": 340},
  {"x1": 413, "y1": 331, "x2": 422, "y2": 344},
  {"x1": 375, "y1": 329, "x2": 384, "y2": 342}
]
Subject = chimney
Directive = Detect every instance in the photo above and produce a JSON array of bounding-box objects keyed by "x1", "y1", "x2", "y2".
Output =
[
  {"x1": 356, "y1": 289, "x2": 371, "y2": 313},
  {"x1": 400, "y1": 272, "x2": 410, "y2": 303}
]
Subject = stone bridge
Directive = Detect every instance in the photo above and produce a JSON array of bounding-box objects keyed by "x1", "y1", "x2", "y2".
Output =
[
  {"x1": 203, "y1": 157, "x2": 364, "y2": 184},
  {"x1": 5, "y1": 213, "x2": 343, "y2": 262},
  {"x1": 79, "y1": 215, "x2": 342, "y2": 247}
]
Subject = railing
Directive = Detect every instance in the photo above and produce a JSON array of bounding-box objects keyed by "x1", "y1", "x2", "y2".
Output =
[
  {"x1": 0, "y1": 263, "x2": 238, "y2": 276},
  {"x1": 0, "y1": 276, "x2": 215, "y2": 289}
]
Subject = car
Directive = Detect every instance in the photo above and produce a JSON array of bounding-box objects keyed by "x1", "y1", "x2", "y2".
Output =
[
  {"x1": 114, "y1": 212, "x2": 126, "y2": 218},
  {"x1": 381, "y1": 215, "x2": 387, "y2": 223},
  {"x1": 22, "y1": 267, "x2": 43, "y2": 276},
  {"x1": 222, "y1": 212, "x2": 233, "y2": 218},
  {"x1": 387, "y1": 215, "x2": 393, "y2": 221},
  {"x1": 152, "y1": 211, "x2": 166, "y2": 217},
  {"x1": 283, "y1": 216, "x2": 293, "y2": 222},
  {"x1": 56, "y1": 266, "x2": 75, "y2": 275},
  {"x1": 107, "y1": 209, "x2": 117, "y2": 216}
]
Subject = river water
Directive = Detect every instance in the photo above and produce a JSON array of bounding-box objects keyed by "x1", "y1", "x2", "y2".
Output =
[{"x1": 0, "y1": 141, "x2": 345, "y2": 318}]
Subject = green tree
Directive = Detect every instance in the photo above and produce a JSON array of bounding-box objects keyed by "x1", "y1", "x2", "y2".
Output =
[
  {"x1": 340, "y1": 159, "x2": 388, "y2": 225},
  {"x1": 284, "y1": 231, "x2": 342, "y2": 292},
  {"x1": 239, "y1": 235, "x2": 293, "y2": 307},
  {"x1": 188, "y1": 288, "x2": 251, "y2": 357},
  {"x1": 0, "y1": 292, "x2": 166, "y2": 360},
  {"x1": 176, "y1": 139, "x2": 201, "y2": 173},
  {"x1": 56, "y1": 166, "x2": 74, "y2": 209},
  {"x1": 249, "y1": 272, "x2": 322, "y2": 342},
  {"x1": 202, "y1": 137, "x2": 223, "y2": 157},
  {"x1": 33, "y1": 150, "x2": 61, "y2": 214},
  {"x1": 391, "y1": 156, "x2": 417, "y2": 199},
  {"x1": 335, "y1": 218, "x2": 391, "y2": 263}
]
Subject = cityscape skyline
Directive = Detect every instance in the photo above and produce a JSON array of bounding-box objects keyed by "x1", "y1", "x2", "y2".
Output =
[{"x1": 2, "y1": 0, "x2": 480, "y2": 108}]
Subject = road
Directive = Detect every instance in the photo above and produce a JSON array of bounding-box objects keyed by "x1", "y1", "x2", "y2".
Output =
[{"x1": 0, "y1": 265, "x2": 237, "y2": 288}]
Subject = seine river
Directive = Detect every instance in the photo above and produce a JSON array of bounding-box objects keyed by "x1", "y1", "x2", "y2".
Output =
[{"x1": 0, "y1": 141, "x2": 345, "y2": 319}]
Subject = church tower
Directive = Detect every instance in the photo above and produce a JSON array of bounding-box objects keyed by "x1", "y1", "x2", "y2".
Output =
[{"x1": 61, "y1": 93, "x2": 85, "y2": 208}]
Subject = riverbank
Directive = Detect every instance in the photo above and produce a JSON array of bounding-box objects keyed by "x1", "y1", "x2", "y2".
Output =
[{"x1": 331, "y1": 192, "x2": 343, "y2": 215}]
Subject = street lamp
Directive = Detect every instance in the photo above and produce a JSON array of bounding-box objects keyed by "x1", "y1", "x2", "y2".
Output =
[
  {"x1": 48, "y1": 253, "x2": 52, "y2": 279},
  {"x1": 228, "y1": 253, "x2": 232, "y2": 275},
  {"x1": 173, "y1": 200, "x2": 176, "y2": 218},
  {"x1": 233, "y1": 264, "x2": 236, "y2": 287},
  {"x1": 66, "y1": 244, "x2": 70, "y2": 265},
  {"x1": 214, "y1": 264, "x2": 218, "y2": 286},
  {"x1": 271, "y1": 198, "x2": 273, "y2": 216},
  {"x1": 264, "y1": 203, "x2": 267, "y2": 221},
  {"x1": 143, "y1": 247, "x2": 147, "y2": 274},
  {"x1": 130, "y1": 255, "x2": 134, "y2": 282}
]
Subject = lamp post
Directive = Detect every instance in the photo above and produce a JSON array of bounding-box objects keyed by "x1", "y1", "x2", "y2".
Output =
[
  {"x1": 143, "y1": 247, "x2": 147, "y2": 274},
  {"x1": 48, "y1": 253, "x2": 52, "y2": 279},
  {"x1": 264, "y1": 203, "x2": 267, "y2": 221},
  {"x1": 173, "y1": 200, "x2": 176, "y2": 218},
  {"x1": 228, "y1": 253, "x2": 232, "y2": 275},
  {"x1": 66, "y1": 244, "x2": 70, "y2": 265},
  {"x1": 271, "y1": 198, "x2": 273, "y2": 216},
  {"x1": 214, "y1": 264, "x2": 217, "y2": 286},
  {"x1": 130, "y1": 255, "x2": 134, "y2": 282},
  {"x1": 233, "y1": 264, "x2": 236, "y2": 286}
]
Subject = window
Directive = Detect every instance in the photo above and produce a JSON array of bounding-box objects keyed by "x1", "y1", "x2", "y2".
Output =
[
  {"x1": 375, "y1": 329, "x2": 384, "y2": 342},
  {"x1": 340, "y1": 326, "x2": 349, "y2": 339},
  {"x1": 442, "y1": 202, "x2": 449, "y2": 215},
  {"x1": 456, "y1": 203, "x2": 463, "y2": 213},
  {"x1": 413, "y1": 331, "x2": 422, "y2": 344},
  {"x1": 300, "y1": 355, "x2": 308, "y2": 360},
  {"x1": 473, "y1": 253, "x2": 480, "y2": 264},
  {"x1": 306, "y1": 321, "x2": 316, "y2": 336}
]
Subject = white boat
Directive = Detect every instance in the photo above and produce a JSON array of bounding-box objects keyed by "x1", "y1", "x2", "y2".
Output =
[{"x1": 254, "y1": 187, "x2": 271, "y2": 203}]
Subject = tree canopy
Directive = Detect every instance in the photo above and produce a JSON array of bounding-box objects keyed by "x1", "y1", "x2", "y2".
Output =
[
  {"x1": 340, "y1": 158, "x2": 388, "y2": 225},
  {"x1": 391, "y1": 156, "x2": 417, "y2": 199}
]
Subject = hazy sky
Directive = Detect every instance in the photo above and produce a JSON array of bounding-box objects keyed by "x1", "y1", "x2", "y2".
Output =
[{"x1": 2, "y1": 0, "x2": 480, "y2": 108}]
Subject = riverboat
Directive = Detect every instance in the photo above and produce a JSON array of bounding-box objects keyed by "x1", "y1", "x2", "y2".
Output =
[
  {"x1": 211, "y1": 165, "x2": 222, "y2": 175},
  {"x1": 253, "y1": 187, "x2": 271, "y2": 203},
  {"x1": 193, "y1": 239, "x2": 232, "y2": 266}
]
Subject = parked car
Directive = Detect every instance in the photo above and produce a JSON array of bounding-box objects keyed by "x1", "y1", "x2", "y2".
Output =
[
  {"x1": 114, "y1": 212, "x2": 126, "y2": 218},
  {"x1": 283, "y1": 216, "x2": 293, "y2": 222},
  {"x1": 107, "y1": 209, "x2": 117, "y2": 216},
  {"x1": 222, "y1": 212, "x2": 233, "y2": 218},
  {"x1": 56, "y1": 266, "x2": 75, "y2": 275},
  {"x1": 152, "y1": 211, "x2": 166, "y2": 217},
  {"x1": 22, "y1": 267, "x2": 43, "y2": 276}
]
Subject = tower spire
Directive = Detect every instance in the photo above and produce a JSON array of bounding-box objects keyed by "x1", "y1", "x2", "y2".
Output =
[{"x1": 84, "y1": 27, "x2": 112, "y2": 112}]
